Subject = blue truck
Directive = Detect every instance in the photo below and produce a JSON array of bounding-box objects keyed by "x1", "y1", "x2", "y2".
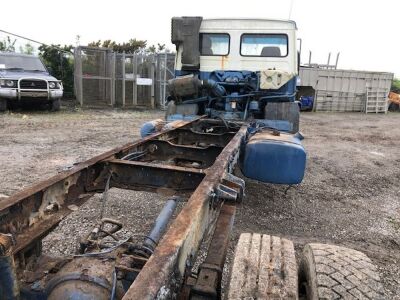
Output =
[{"x1": 0, "y1": 17, "x2": 384, "y2": 300}]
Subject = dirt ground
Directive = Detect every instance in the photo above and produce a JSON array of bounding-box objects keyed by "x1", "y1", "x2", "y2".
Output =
[{"x1": 0, "y1": 108, "x2": 399, "y2": 298}]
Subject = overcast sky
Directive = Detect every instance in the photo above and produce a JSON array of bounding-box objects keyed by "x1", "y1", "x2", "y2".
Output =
[{"x1": 1, "y1": 0, "x2": 399, "y2": 77}]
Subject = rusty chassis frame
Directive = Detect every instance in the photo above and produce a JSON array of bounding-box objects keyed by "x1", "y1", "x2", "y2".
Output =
[{"x1": 0, "y1": 116, "x2": 247, "y2": 299}]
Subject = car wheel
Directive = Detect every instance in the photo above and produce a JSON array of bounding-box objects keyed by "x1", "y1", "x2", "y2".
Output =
[
  {"x1": 0, "y1": 98, "x2": 7, "y2": 112},
  {"x1": 50, "y1": 99, "x2": 61, "y2": 112}
]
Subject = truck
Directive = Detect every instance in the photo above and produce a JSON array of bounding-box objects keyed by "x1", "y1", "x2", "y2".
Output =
[
  {"x1": 0, "y1": 52, "x2": 63, "y2": 112},
  {"x1": 0, "y1": 18, "x2": 384, "y2": 299}
]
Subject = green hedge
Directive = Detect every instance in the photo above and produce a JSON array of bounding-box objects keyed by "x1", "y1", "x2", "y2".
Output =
[{"x1": 39, "y1": 45, "x2": 74, "y2": 98}]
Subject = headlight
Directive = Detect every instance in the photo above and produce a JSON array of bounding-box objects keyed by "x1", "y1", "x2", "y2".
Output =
[
  {"x1": 49, "y1": 82, "x2": 56, "y2": 89},
  {"x1": 0, "y1": 79, "x2": 17, "y2": 88}
]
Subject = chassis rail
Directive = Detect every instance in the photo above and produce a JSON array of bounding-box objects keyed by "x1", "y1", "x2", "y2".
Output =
[{"x1": 0, "y1": 117, "x2": 247, "y2": 299}]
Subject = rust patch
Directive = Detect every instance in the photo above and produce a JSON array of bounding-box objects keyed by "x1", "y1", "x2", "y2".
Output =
[
  {"x1": 29, "y1": 173, "x2": 80, "y2": 226},
  {"x1": 221, "y1": 55, "x2": 228, "y2": 70},
  {"x1": 122, "y1": 126, "x2": 246, "y2": 300},
  {"x1": 0, "y1": 117, "x2": 203, "y2": 258}
]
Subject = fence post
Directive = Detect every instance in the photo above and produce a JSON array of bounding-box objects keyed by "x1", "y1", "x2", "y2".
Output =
[
  {"x1": 111, "y1": 51, "x2": 116, "y2": 107},
  {"x1": 150, "y1": 56, "x2": 155, "y2": 109},
  {"x1": 133, "y1": 54, "x2": 138, "y2": 106},
  {"x1": 78, "y1": 48, "x2": 83, "y2": 106},
  {"x1": 122, "y1": 52, "x2": 126, "y2": 108},
  {"x1": 163, "y1": 52, "x2": 168, "y2": 109}
]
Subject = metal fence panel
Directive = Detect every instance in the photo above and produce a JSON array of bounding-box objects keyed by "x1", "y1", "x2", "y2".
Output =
[
  {"x1": 74, "y1": 47, "x2": 174, "y2": 108},
  {"x1": 155, "y1": 53, "x2": 175, "y2": 109},
  {"x1": 74, "y1": 47, "x2": 115, "y2": 107}
]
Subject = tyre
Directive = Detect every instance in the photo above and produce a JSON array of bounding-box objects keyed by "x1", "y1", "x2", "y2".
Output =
[
  {"x1": 299, "y1": 243, "x2": 385, "y2": 299},
  {"x1": 0, "y1": 98, "x2": 7, "y2": 112},
  {"x1": 388, "y1": 102, "x2": 399, "y2": 112},
  {"x1": 227, "y1": 233, "x2": 298, "y2": 299},
  {"x1": 50, "y1": 99, "x2": 61, "y2": 111}
]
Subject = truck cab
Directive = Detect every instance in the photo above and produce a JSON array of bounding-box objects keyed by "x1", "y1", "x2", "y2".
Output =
[
  {"x1": 176, "y1": 18, "x2": 297, "y2": 89},
  {"x1": 159, "y1": 17, "x2": 306, "y2": 185},
  {"x1": 167, "y1": 17, "x2": 299, "y2": 129},
  {"x1": 0, "y1": 52, "x2": 63, "y2": 111}
]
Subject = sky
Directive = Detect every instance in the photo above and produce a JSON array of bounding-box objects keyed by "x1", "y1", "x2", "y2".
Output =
[{"x1": 1, "y1": 0, "x2": 399, "y2": 77}]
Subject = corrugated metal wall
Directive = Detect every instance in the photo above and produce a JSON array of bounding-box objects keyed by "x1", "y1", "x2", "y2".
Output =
[{"x1": 299, "y1": 68, "x2": 393, "y2": 113}]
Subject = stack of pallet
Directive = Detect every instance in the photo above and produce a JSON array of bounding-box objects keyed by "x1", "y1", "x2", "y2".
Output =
[{"x1": 364, "y1": 87, "x2": 388, "y2": 113}]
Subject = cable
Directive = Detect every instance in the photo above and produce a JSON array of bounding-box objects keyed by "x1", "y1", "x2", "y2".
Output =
[
  {"x1": 110, "y1": 269, "x2": 117, "y2": 300},
  {"x1": 121, "y1": 150, "x2": 147, "y2": 161},
  {"x1": 0, "y1": 29, "x2": 73, "y2": 54},
  {"x1": 100, "y1": 173, "x2": 112, "y2": 221},
  {"x1": 74, "y1": 237, "x2": 131, "y2": 257},
  {"x1": 217, "y1": 115, "x2": 229, "y2": 130}
]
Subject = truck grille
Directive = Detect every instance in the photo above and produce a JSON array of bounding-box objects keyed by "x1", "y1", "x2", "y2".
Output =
[{"x1": 19, "y1": 79, "x2": 47, "y2": 89}]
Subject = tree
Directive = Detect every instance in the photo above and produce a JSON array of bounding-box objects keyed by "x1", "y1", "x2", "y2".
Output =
[
  {"x1": 157, "y1": 43, "x2": 166, "y2": 52},
  {"x1": 146, "y1": 43, "x2": 167, "y2": 54},
  {"x1": 147, "y1": 45, "x2": 157, "y2": 54},
  {"x1": 19, "y1": 43, "x2": 35, "y2": 55},
  {"x1": 392, "y1": 78, "x2": 400, "y2": 93},
  {"x1": 39, "y1": 45, "x2": 74, "y2": 98},
  {"x1": 88, "y1": 39, "x2": 147, "y2": 54},
  {"x1": 0, "y1": 36, "x2": 16, "y2": 52}
]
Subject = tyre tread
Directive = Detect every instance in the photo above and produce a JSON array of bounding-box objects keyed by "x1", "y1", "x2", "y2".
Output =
[
  {"x1": 228, "y1": 233, "x2": 298, "y2": 299},
  {"x1": 301, "y1": 243, "x2": 385, "y2": 300}
]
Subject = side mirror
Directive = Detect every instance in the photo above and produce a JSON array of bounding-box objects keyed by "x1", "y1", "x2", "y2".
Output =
[{"x1": 47, "y1": 66, "x2": 53, "y2": 74}]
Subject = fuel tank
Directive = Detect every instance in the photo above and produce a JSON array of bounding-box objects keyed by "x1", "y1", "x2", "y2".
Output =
[{"x1": 242, "y1": 130, "x2": 306, "y2": 184}]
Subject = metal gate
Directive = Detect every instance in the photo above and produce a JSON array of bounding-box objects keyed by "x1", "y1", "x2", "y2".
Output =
[{"x1": 74, "y1": 47, "x2": 175, "y2": 108}]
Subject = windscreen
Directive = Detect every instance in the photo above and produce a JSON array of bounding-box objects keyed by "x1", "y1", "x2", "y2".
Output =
[
  {"x1": 241, "y1": 34, "x2": 288, "y2": 57},
  {"x1": 0, "y1": 54, "x2": 47, "y2": 71},
  {"x1": 200, "y1": 33, "x2": 230, "y2": 56}
]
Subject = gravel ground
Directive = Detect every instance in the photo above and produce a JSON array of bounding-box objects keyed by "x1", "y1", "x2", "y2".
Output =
[{"x1": 0, "y1": 108, "x2": 399, "y2": 298}]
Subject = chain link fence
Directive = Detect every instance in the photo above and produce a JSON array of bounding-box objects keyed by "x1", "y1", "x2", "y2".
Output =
[{"x1": 74, "y1": 47, "x2": 175, "y2": 108}]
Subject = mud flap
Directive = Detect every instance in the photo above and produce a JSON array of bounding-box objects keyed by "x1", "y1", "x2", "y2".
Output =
[{"x1": 264, "y1": 102, "x2": 300, "y2": 133}]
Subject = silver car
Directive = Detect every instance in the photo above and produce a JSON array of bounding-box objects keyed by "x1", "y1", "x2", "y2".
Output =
[{"x1": 0, "y1": 52, "x2": 63, "y2": 111}]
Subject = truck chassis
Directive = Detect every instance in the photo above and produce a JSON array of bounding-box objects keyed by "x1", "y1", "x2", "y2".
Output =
[
  {"x1": 0, "y1": 117, "x2": 247, "y2": 299},
  {"x1": 0, "y1": 116, "x2": 386, "y2": 299}
]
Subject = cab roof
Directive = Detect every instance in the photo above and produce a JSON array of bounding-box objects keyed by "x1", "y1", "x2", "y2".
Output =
[{"x1": 201, "y1": 18, "x2": 297, "y2": 30}]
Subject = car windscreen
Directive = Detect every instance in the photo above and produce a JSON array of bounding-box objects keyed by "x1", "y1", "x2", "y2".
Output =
[
  {"x1": 240, "y1": 34, "x2": 288, "y2": 57},
  {"x1": 0, "y1": 55, "x2": 47, "y2": 71}
]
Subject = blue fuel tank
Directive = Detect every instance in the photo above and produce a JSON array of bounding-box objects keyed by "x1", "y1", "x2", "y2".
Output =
[{"x1": 242, "y1": 131, "x2": 306, "y2": 184}]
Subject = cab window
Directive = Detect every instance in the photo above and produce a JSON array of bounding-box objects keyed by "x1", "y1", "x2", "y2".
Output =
[
  {"x1": 200, "y1": 33, "x2": 230, "y2": 56},
  {"x1": 240, "y1": 34, "x2": 288, "y2": 57}
]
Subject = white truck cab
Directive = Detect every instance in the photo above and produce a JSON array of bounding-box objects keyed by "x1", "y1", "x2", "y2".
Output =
[
  {"x1": 168, "y1": 17, "x2": 300, "y2": 124},
  {"x1": 176, "y1": 18, "x2": 298, "y2": 76}
]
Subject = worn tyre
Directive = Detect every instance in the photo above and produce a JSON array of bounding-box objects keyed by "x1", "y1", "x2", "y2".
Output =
[
  {"x1": 0, "y1": 98, "x2": 7, "y2": 112},
  {"x1": 227, "y1": 233, "x2": 298, "y2": 299},
  {"x1": 299, "y1": 243, "x2": 385, "y2": 299},
  {"x1": 50, "y1": 99, "x2": 61, "y2": 111}
]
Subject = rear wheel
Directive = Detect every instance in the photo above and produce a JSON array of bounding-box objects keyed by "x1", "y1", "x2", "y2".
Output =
[
  {"x1": 0, "y1": 98, "x2": 7, "y2": 112},
  {"x1": 50, "y1": 99, "x2": 61, "y2": 111},
  {"x1": 227, "y1": 233, "x2": 298, "y2": 299},
  {"x1": 299, "y1": 243, "x2": 385, "y2": 299}
]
